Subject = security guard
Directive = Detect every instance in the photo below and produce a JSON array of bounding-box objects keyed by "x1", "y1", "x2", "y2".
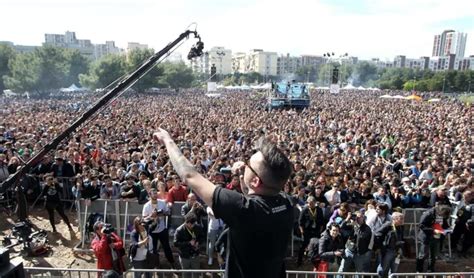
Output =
[
  {"x1": 452, "y1": 190, "x2": 474, "y2": 256},
  {"x1": 416, "y1": 205, "x2": 451, "y2": 273},
  {"x1": 297, "y1": 196, "x2": 325, "y2": 266}
]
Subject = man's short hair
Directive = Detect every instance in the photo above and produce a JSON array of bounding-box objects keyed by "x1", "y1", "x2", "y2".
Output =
[
  {"x1": 184, "y1": 212, "x2": 197, "y2": 224},
  {"x1": 436, "y1": 205, "x2": 452, "y2": 218},
  {"x1": 392, "y1": 212, "x2": 404, "y2": 220},
  {"x1": 376, "y1": 203, "x2": 389, "y2": 213},
  {"x1": 93, "y1": 221, "x2": 104, "y2": 232},
  {"x1": 255, "y1": 137, "x2": 292, "y2": 190}
]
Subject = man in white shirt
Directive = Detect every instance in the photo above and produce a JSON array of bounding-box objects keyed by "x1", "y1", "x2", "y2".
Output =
[
  {"x1": 324, "y1": 183, "x2": 341, "y2": 207},
  {"x1": 142, "y1": 188, "x2": 177, "y2": 268},
  {"x1": 207, "y1": 206, "x2": 224, "y2": 266}
]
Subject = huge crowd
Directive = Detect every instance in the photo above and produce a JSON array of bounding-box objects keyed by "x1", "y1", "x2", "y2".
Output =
[{"x1": 0, "y1": 88, "x2": 472, "y2": 276}]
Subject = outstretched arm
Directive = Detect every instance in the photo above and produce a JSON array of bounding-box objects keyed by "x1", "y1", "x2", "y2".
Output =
[{"x1": 154, "y1": 128, "x2": 216, "y2": 207}]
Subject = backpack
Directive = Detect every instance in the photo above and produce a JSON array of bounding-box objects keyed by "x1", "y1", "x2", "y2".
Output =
[
  {"x1": 86, "y1": 212, "x2": 104, "y2": 239},
  {"x1": 128, "y1": 243, "x2": 138, "y2": 261}
]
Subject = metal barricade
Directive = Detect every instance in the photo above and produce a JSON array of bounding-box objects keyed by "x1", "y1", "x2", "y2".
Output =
[
  {"x1": 76, "y1": 199, "x2": 188, "y2": 251},
  {"x1": 125, "y1": 269, "x2": 224, "y2": 278},
  {"x1": 24, "y1": 268, "x2": 474, "y2": 278},
  {"x1": 56, "y1": 177, "x2": 76, "y2": 201},
  {"x1": 285, "y1": 271, "x2": 379, "y2": 278},
  {"x1": 24, "y1": 267, "x2": 106, "y2": 278},
  {"x1": 389, "y1": 272, "x2": 474, "y2": 278}
]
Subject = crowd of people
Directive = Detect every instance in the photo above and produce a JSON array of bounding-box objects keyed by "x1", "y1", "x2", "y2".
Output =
[{"x1": 0, "y1": 88, "x2": 473, "y2": 276}]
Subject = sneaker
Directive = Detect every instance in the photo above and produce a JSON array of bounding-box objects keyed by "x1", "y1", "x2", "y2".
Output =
[{"x1": 208, "y1": 257, "x2": 213, "y2": 266}]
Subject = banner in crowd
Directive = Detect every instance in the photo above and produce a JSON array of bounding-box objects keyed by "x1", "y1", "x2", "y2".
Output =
[
  {"x1": 207, "y1": 82, "x2": 217, "y2": 92},
  {"x1": 330, "y1": 84, "x2": 340, "y2": 94}
]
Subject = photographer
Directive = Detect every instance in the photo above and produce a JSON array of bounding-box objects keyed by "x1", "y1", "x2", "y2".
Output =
[
  {"x1": 41, "y1": 174, "x2": 73, "y2": 233},
  {"x1": 91, "y1": 221, "x2": 125, "y2": 276},
  {"x1": 338, "y1": 210, "x2": 373, "y2": 273},
  {"x1": 181, "y1": 193, "x2": 207, "y2": 226},
  {"x1": 174, "y1": 212, "x2": 205, "y2": 277},
  {"x1": 318, "y1": 223, "x2": 345, "y2": 272},
  {"x1": 374, "y1": 212, "x2": 404, "y2": 278},
  {"x1": 142, "y1": 188, "x2": 176, "y2": 268},
  {"x1": 130, "y1": 217, "x2": 152, "y2": 278}
]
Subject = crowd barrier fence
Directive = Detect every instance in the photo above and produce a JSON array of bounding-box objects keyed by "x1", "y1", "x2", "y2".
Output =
[
  {"x1": 24, "y1": 268, "x2": 474, "y2": 278},
  {"x1": 24, "y1": 267, "x2": 105, "y2": 277},
  {"x1": 73, "y1": 198, "x2": 454, "y2": 259}
]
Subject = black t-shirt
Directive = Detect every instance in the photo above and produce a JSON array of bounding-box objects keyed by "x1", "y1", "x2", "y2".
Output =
[
  {"x1": 212, "y1": 187, "x2": 294, "y2": 278},
  {"x1": 42, "y1": 183, "x2": 62, "y2": 203}
]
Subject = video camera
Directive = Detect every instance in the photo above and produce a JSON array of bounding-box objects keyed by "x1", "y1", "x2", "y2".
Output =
[{"x1": 102, "y1": 223, "x2": 115, "y2": 235}]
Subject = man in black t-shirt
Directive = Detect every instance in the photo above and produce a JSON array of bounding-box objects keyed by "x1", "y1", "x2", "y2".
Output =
[{"x1": 154, "y1": 129, "x2": 293, "y2": 278}]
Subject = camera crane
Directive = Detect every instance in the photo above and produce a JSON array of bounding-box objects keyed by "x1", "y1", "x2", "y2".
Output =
[{"x1": 0, "y1": 29, "x2": 205, "y2": 221}]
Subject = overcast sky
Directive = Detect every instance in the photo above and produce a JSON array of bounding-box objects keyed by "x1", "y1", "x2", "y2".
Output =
[{"x1": 1, "y1": 0, "x2": 473, "y2": 60}]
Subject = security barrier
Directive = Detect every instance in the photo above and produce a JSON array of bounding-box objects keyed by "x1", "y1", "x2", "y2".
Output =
[
  {"x1": 390, "y1": 273, "x2": 474, "y2": 278},
  {"x1": 75, "y1": 199, "x2": 186, "y2": 250},
  {"x1": 26, "y1": 268, "x2": 474, "y2": 278},
  {"x1": 73, "y1": 199, "x2": 455, "y2": 260},
  {"x1": 24, "y1": 267, "x2": 105, "y2": 277}
]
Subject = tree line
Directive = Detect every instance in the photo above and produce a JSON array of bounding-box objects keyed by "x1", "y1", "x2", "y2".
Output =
[
  {"x1": 0, "y1": 44, "x2": 197, "y2": 93},
  {"x1": 1, "y1": 43, "x2": 472, "y2": 93}
]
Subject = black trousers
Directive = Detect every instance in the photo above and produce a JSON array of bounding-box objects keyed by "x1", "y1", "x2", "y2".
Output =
[
  {"x1": 150, "y1": 229, "x2": 175, "y2": 264},
  {"x1": 46, "y1": 202, "x2": 71, "y2": 230},
  {"x1": 297, "y1": 230, "x2": 319, "y2": 264},
  {"x1": 452, "y1": 223, "x2": 474, "y2": 253}
]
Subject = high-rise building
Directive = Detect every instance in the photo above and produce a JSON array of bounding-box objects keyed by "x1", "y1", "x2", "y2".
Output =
[
  {"x1": 231, "y1": 49, "x2": 277, "y2": 76},
  {"x1": 190, "y1": 46, "x2": 232, "y2": 75},
  {"x1": 44, "y1": 31, "x2": 123, "y2": 60},
  {"x1": 428, "y1": 54, "x2": 456, "y2": 71},
  {"x1": 127, "y1": 42, "x2": 148, "y2": 52},
  {"x1": 94, "y1": 41, "x2": 122, "y2": 60},
  {"x1": 301, "y1": 55, "x2": 326, "y2": 68},
  {"x1": 207, "y1": 47, "x2": 232, "y2": 75},
  {"x1": 432, "y1": 30, "x2": 467, "y2": 57},
  {"x1": 277, "y1": 54, "x2": 302, "y2": 76}
]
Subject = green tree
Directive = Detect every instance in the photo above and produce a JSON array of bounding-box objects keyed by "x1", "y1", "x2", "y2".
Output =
[
  {"x1": 4, "y1": 52, "x2": 40, "y2": 92},
  {"x1": 0, "y1": 43, "x2": 16, "y2": 92},
  {"x1": 79, "y1": 54, "x2": 127, "y2": 90},
  {"x1": 126, "y1": 48, "x2": 163, "y2": 91},
  {"x1": 64, "y1": 50, "x2": 90, "y2": 87},
  {"x1": 295, "y1": 65, "x2": 319, "y2": 83},
  {"x1": 35, "y1": 46, "x2": 71, "y2": 90},
  {"x1": 353, "y1": 61, "x2": 378, "y2": 86},
  {"x1": 317, "y1": 63, "x2": 333, "y2": 86},
  {"x1": 157, "y1": 61, "x2": 194, "y2": 89}
]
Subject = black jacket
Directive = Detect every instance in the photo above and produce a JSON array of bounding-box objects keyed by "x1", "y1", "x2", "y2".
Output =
[
  {"x1": 375, "y1": 222, "x2": 404, "y2": 251},
  {"x1": 456, "y1": 203, "x2": 474, "y2": 226},
  {"x1": 51, "y1": 161, "x2": 75, "y2": 178},
  {"x1": 174, "y1": 223, "x2": 205, "y2": 259},
  {"x1": 299, "y1": 205, "x2": 324, "y2": 237},
  {"x1": 346, "y1": 223, "x2": 373, "y2": 255},
  {"x1": 81, "y1": 183, "x2": 101, "y2": 201},
  {"x1": 418, "y1": 207, "x2": 450, "y2": 243},
  {"x1": 318, "y1": 230, "x2": 344, "y2": 263}
]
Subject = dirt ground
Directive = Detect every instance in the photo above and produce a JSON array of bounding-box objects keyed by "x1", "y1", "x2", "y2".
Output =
[{"x1": 2, "y1": 207, "x2": 474, "y2": 274}]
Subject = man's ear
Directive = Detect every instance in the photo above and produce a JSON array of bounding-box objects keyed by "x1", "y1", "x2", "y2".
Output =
[{"x1": 253, "y1": 176, "x2": 264, "y2": 188}]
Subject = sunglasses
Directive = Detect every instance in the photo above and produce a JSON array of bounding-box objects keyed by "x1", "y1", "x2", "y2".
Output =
[{"x1": 245, "y1": 158, "x2": 263, "y2": 184}]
